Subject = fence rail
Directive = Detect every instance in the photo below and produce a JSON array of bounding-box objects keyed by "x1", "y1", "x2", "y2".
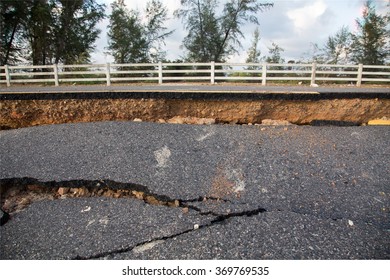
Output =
[{"x1": 0, "y1": 62, "x2": 389, "y2": 87}]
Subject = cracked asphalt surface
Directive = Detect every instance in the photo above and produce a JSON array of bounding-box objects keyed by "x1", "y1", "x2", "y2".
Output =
[{"x1": 0, "y1": 121, "x2": 389, "y2": 259}]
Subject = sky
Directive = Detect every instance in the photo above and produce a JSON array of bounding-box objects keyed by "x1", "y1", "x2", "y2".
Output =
[{"x1": 91, "y1": 0, "x2": 390, "y2": 63}]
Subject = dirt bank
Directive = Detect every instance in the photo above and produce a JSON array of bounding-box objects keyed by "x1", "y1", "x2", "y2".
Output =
[{"x1": 1, "y1": 96, "x2": 389, "y2": 129}]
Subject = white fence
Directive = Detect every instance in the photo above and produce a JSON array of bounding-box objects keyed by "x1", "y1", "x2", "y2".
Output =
[{"x1": 0, "y1": 62, "x2": 389, "y2": 87}]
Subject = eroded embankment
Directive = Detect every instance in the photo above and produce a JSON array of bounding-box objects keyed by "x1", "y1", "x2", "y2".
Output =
[{"x1": 0, "y1": 91, "x2": 389, "y2": 129}]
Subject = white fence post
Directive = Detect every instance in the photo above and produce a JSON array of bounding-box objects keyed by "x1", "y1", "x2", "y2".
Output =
[
  {"x1": 53, "y1": 64, "x2": 59, "y2": 86},
  {"x1": 310, "y1": 62, "x2": 317, "y2": 86},
  {"x1": 106, "y1": 63, "x2": 111, "y2": 86},
  {"x1": 262, "y1": 63, "x2": 267, "y2": 86},
  {"x1": 158, "y1": 61, "x2": 163, "y2": 84},
  {"x1": 210, "y1": 61, "x2": 215, "y2": 84},
  {"x1": 357, "y1": 64, "x2": 363, "y2": 87},
  {"x1": 5, "y1": 65, "x2": 11, "y2": 87}
]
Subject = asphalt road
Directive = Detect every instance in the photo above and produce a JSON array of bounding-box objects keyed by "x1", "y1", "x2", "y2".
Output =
[
  {"x1": 1, "y1": 84, "x2": 389, "y2": 94},
  {"x1": 1, "y1": 121, "x2": 389, "y2": 259}
]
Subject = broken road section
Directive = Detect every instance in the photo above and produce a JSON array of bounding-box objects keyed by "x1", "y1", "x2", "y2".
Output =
[{"x1": 0, "y1": 122, "x2": 389, "y2": 259}]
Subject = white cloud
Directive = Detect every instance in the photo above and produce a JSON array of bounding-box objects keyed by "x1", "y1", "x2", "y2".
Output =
[{"x1": 287, "y1": 0, "x2": 327, "y2": 34}]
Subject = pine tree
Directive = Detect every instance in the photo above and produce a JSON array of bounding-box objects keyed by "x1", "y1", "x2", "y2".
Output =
[
  {"x1": 51, "y1": 0, "x2": 105, "y2": 65},
  {"x1": 108, "y1": 1, "x2": 148, "y2": 64},
  {"x1": 245, "y1": 27, "x2": 262, "y2": 69},
  {"x1": 175, "y1": 0, "x2": 273, "y2": 62},
  {"x1": 265, "y1": 42, "x2": 284, "y2": 64},
  {"x1": 175, "y1": 0, "x2": 222, "y2": 62},
  {"x1": 107, "y1": 0, "x2": 172, "y2": 64},
  {"x1": 0, "y1": 0, "x2": 28, "y2": 65},
  {"x1": 321, "y1": 26, "x2": 351, "y2": 64},
  {"x1": 145, "y1": 0, "x2": 174, "y2": 62},
  {"x1": 1, "y1": 0, "x2": 105, "y2": 66},
  {"x1": 350, "y1": 0, "x2": 389, "y2": 65}
]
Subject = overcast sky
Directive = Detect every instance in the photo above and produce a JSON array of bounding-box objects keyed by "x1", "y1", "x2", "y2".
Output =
[{"x1": 92, "y1": 0, "x2": 389, "y2": 63}]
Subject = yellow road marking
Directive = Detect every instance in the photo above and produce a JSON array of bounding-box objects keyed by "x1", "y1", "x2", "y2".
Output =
[{"x1": 367, "y1": 119, "x2": 390, "y2": 125}]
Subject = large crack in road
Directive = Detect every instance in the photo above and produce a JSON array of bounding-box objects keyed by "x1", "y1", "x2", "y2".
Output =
[
  {"x1": 75, "y1": 207, "x2": 270, "y2": 260},
  {"x1": 0, "y1": 177, "x2": 303, "y2": 259},
  {"x1": 1, "y1": 177, "x2": 388, "y2": 259},
  {"x1": 1, "y1": 177, "x2": 268, "y2": 259},
  {"x1": 2, "y1": 177, "x2": 375, "y2": 224}
]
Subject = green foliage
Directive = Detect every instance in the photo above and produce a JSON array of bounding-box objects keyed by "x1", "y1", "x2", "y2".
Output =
[
  {"x1": 0, "y1": 0, "x2": 29, "y2": 65},
  {"x1": 350, "y1": 0, "x2": 389, "y2": 65},
  {"x1": 175, "y1": 0, "x2": 273, "y2": 62},
  {"x1": 3, "y1": 0, "x2": 389, "y2": 68},
  {"x1": 174, "y1": 0, "x2": 221, "y2": 62},
  {"x1": 107, "y1": 0, "x2": 173, "y2": 64},
  {"x1": 265, "y1": 42, "x2": 284, "y2": 64},
  {"x1": 23, "y1": 0, "x2": 54, "y2": 66},
  {"x1": 301, "y1": 1, "x2": 388, "y2": 66},
  {"x1": 321, "y1": 26, "x2": 351, "y2": 64},
  {"x1": 245, "y1": 27, "x2": 261, "y2": 69},
  {"x1": 0, "y1": 0, "x2": 105, "y2": 66},
  {"x1": 108, "y1": 1, "x2": 148, "y2": 64},
  {"x1": 145, "y1": 0, "x2": 174, "y2": 62},
  {"x1": 51, "y1": 0, "x2": 106, "y2": 65}
]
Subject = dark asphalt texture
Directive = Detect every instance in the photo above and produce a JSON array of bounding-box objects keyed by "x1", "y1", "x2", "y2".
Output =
[
  {"x1": 0, "y1": 121, "x2": 389, "y2": 259},
  {"x1": 0, "y1": 197, "x2": 212, "y2": 260}
]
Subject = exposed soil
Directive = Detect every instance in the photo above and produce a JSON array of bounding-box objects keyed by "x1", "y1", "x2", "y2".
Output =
[
  {"x1": 1, "y1": 97, "x2": 389, "y2": 129},
  {"x1": 0, "y1": 179, "x2": 182, "y2": 215}
]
